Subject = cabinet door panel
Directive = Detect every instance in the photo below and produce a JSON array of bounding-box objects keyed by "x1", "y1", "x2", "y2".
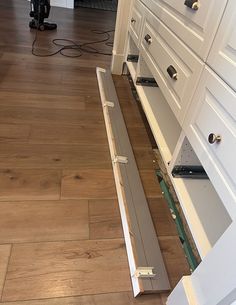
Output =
[
  {"x1": 208, "y1": 0, "x2": 236, "y2": 92},
  {"x1": 141, "y1": 0, "x2": 227, "y2": 59},
  {"x1": 140, "y1": 9, "x2": 203, "y2": 124},
  {"x1": 129, "y1": 1, "x2": 146, "y2": 46},
  {"x1": 184, "y1": 67, "x2": 236, "y2": 217}
]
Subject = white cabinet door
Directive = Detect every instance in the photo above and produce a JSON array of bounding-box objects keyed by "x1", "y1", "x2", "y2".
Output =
[
  {"x1": 207, "y1": 0, "x2": 236, "y2": 92},
  {"x1": 129, "y1": 1, "x2": 144, "y2": 46},
  {"x1": 140, "y1": 0, "x2": 228, "y2": 60},
  {"x1": 184, "y1": 67, "x2": 236, "y2": 218}
]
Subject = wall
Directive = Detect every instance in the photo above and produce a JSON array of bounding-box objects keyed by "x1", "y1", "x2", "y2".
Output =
[
  {"x1": 27, "y1": 0, "x2": 74, "y2": 9},
  {"x1": 51, "y1": 0, "x2": 74, "y2": 8}
]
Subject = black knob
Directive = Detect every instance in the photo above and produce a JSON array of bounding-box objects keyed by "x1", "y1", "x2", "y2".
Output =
[
  {"x1": 131, "y1": 18, "x2": 136, "y2": 24},
  {"x1": 184, "y1": 0, "x2": 199, "y2": 10},
  {"x1": 167, "y1": 65, "x2": 178, "y2": 80},
  {"x1": 144, "y1": 34, "x2": 152, "y2": 45},
  {"x1": 208, "y1": 133, "x2": 221, "y2": 144}
]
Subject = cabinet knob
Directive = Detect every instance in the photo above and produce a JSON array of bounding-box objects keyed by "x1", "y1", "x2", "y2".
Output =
[
  {"x1": 131, "y1": 18, "x2": 136, "y2": 24},
  {"x1": 167, "y1": 65, "x2": 178, "y2": 80},
  {"x1": 184, "y1": 0, "x2": 199, "y2": 10},
  {"x1": 144, "y1": 34, "x2": 152, "y2": 45},
  {"x1": 208, "y1": 133, "x2": 221, "y2": 144}
]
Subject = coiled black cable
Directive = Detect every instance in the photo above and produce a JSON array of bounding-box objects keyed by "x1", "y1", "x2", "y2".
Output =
[{"x1": 31, "y1": 29, "x2": 114, "y2": 58}]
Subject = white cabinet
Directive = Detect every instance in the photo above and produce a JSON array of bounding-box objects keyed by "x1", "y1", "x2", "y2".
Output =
[
  {"x1": 184, "y1": 67, "x2": 236, "y2": 218},
  {"x1": 113, "y1": 0, "x2": 236, "y2": 303},
  {"x1": 140, "y1": 8, "x2": 203, "y2": 124},
  {"x1": 207, "y1": 0, "x2": 236, "y2": 92},
  {"x1": 129, "y1": 0, "x2": 145, "y2": 46},
  {"x1": 140, "y1": 0, "x2": 228, "y2": 60}
]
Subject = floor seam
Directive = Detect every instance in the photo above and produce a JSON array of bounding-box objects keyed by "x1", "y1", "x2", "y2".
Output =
[{"x1": 0, "y1": 244, "x2": 13, "y2": 302}]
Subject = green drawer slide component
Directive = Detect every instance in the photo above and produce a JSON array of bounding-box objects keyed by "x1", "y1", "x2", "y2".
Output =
[{"x1": 156, "y1": 170, "x2": 199, "y2": 272}]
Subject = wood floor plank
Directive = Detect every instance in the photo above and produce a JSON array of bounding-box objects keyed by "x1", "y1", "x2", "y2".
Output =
[
  {"x1": 161, "y1": 292, "x2": 169, "y2": 305},
  {"x1": 0, "y1": 244, "x2": 11, "y2": 298},
  {"x1": 140, "y1": 170, "x2": 162, "y2": 198},
  {"x1": 0, "y1": 291, "x2": 165, "y2": 305},
  {"x1": 0, "y1": 169, "x2": 61, "y2": 201},
  {"x1": 127, "y1": 126, "x2": 153, "y2": 147},
  {"x1": 28, "y1": 123, "x2": 108, "y2": 145},
  {"x1": 0, "y1": 105, "x2": 104, "y2": 126},
  {"x1": 0, "y1": 123, "x2": 30, "y2": 143},
  {"x1": 0, "y1": 144, "x2": 111, "y2": 169},
  {"x1": 89, "y1": 199, "x2": 123, "y2": 240},
  {"x1": 133, "y1": 148, "x2": 158, "y2": 170},
  {"x1": 61, "y1": 170, "x2": 117, "y2": 199},
  {"x1": 0, "y1": 0, "x2": 191, "y2": 301},
  {"x1": 159, "y1": 236, "x2": 190, "y2": 288},
  {"x1": 148, "y1": 198, "x2": 178, "y2": 236},
  {"x1": 0, "y1": 91, "x2": 87, "y2": 110},
  {"x1": 2, "y1": 239, "x2": 131, "y2": 302},
  {"x1": 0, "y1": 200, "x2": 89, "y2": 243}
]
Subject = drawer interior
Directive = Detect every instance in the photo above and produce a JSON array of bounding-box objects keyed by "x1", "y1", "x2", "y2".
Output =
[
  {"x1": 126, "y1": 35, "x2": 140, "y2": 80},
  {"x1": 134, "y1": 56, "x2": 182, "y2": 165},
  {"x1": 169, "y1": 136, "x2": 232, "y2": 258}
]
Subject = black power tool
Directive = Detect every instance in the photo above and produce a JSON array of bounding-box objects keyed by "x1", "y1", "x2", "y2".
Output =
[{"x1": 29, "y1": 0, "x2": 57, "y2": 31}]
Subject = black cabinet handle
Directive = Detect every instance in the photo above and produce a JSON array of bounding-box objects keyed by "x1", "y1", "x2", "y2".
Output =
[
  {"x1": 144, "y1": 34, "x2": 152, "y2": 45},
  {"x1": 208, "y1": 133, "x2": 222, "y2": 144},
  {"x1": 131, "y1": 18, "x2": 136, "y2": 24},
  {"x1": 167, "y1": 65, "x2": 178, "y2": 80},
  {"x1": 184, "y1": 0, "x2": 199, "y2": 10}
]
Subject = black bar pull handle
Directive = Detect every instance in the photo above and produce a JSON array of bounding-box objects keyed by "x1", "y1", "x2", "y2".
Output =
[
  {"x1": 144, "y1": 34, "x2": 152, "y2": 45},
  {"x1": 184, "y1": 0, "x2": 199, "y2": 10},
  {"x1": 167, "y1": 65, "x2": 178, "y2": 80}
]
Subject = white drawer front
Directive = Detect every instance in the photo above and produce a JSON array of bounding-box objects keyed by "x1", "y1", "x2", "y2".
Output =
[
  {"x1": 207, "y1": 0, "x2": 236, "y2": 92},
  {"x1": 184, "y1": 68, "x2": 236, "y2": 217},
  {"x1": 140, "y1": 10, "x2": 203, "y2": 124},
  {"x1": 140, "y1": 0, "x2": 227, "y2": 60},
  {"x1": 129, "y1": 1, "x2": 144, "y2": 46}
]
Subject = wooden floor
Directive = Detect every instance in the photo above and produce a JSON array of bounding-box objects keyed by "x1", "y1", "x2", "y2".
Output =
[{"x1": 0, "y1": 1, "x2": 189, "y2": 304}]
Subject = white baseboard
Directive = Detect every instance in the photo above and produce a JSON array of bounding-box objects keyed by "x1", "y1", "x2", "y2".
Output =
[
  {"x1": 51, "y1": 0, "x2": 74, "y2": 8},
  {"x1": 111, "y1": 51, "x2": 125, "y2": 75}
]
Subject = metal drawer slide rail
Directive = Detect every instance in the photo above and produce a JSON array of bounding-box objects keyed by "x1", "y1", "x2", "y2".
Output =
[{"x1": 96, "y1": 67, "x2": 170, "y2": 297}]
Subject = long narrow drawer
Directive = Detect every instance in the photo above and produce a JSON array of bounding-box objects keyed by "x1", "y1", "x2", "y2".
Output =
[
  {"x1": 184, "y1": 67, "x2": 236, "y2": 218},
  {"x1": 140, "y1": 9, "x2": 203, "y2": 124},
  {"x1": 140, "y1": 0, "x2": 227, "y2": 60},
  {"x1": 128, "y1": 0, "x2": 144, "y2": 46},
  {"x1": 207, "y1": 0, "x2": 236, "y2": 92}
]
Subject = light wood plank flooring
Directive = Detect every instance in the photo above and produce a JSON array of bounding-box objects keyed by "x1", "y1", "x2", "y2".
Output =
[{"x1": 0, "y1": 1, "x2": 189, "y2": 304}]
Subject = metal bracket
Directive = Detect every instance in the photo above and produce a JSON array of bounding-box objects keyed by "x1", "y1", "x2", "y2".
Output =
[
  {"x1": 172, "y1": 165, "x2": 208, "y2": 179},
  {"x1": 127, "y1": 54, "x2": 139, "y2": 63},
  {"x1": 134, "y1": 267, "x2": 156, "y2": 278},
  {"x1": 136, "y1": 77, "x2": 158, "y2": 87},
  {"x1": 112, "y1": 155, "x2": 128, "y2": 164},
  {"x1": 103, "y1": 101, "x2": 114, "y2": 108}
]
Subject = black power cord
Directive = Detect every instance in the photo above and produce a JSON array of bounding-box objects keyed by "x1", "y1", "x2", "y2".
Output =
[{"x1": 31, "y1": 28, "x2": 114, "y2": 58}]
